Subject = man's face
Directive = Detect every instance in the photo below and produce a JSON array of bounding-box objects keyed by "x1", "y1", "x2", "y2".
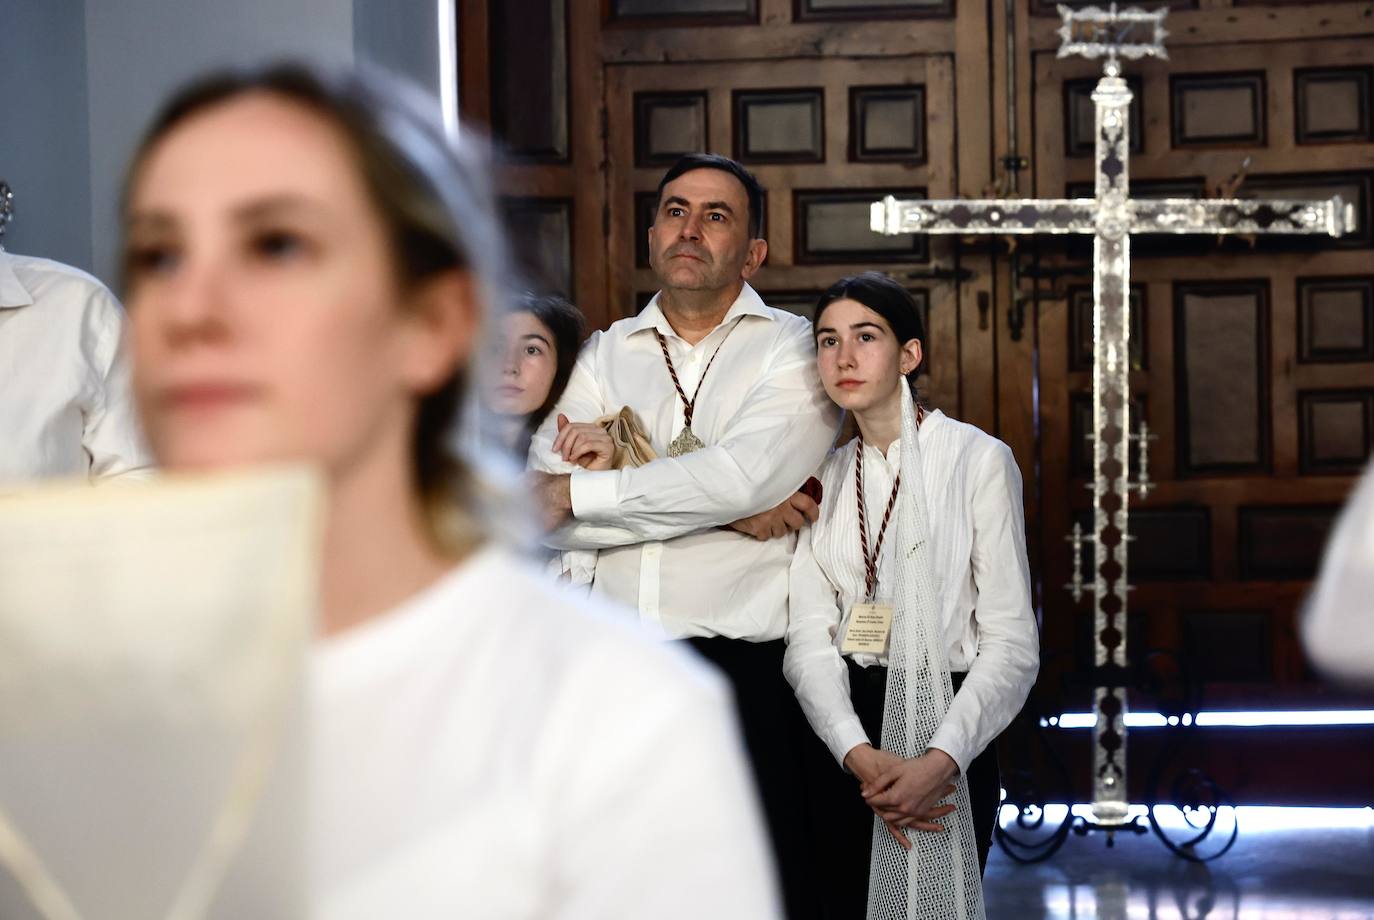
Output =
[{"x1": 647, "y1": 168, "x2": 765, "y2": 296}]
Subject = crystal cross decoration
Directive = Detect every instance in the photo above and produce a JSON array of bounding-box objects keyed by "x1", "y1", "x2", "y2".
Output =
[{"x1": 871, "y1": 2, "x2": 1353, "y2": 828}]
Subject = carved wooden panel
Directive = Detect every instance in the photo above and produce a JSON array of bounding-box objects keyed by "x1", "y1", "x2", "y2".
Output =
[
  {"x1": 733, "y1": 89, "x2": 824, "y2": 163},
  {"x1": 758, "y1": 289, "x2": 822, "y2": 319},
  {"x1": 757, "y1": 286, "x2": 929, "y2": 346},
  {"x1": 1069, "y1": 507, "x2": 1208, "y2": 582},
  {"x1": 1064, "y1": 75, "x2": 1143, "y2": 157},
  {"x1": 1182, "y1": 611, "x2": 1271, "y2": 682},
  {"x1": 1297, "y1": 276, "x2": 1374, "y2": 363},
  {"x1": 1068, "y1": 284, "x2": 1146, "y2": 371},
  {"x1": 489, "y1": 0, "x2": 568, "y2": 162},
  {"x1": 850, "y1": 85, "x2": 926, "y2": 163},
  {"x1": 1065, "y1": 177, "x2": 1206, "y2": 200},
  {"x1": 795, "y1": 0, "x2": 953, "y2": 20},
  {"x1": 608, "y1": 0, "x2": 755, "y2": 23},
  {"x1": 1295, "y1": 66, "x2": 1372, "y2": 144},
  {"x1": 501, "y1": 197, "x2": 573, "y2": 296},
  {"x1": 795, "y1": 188, "x2": 928, "y2": 263},
  {"x1": 1132, "y1": 508, "x2": 1213, "y2": 581},
  {"x1": 634, "y1": 92, "x2": 708, "y2": 167},
  {"x1": 1170, "y1": 71, "x2": 1267, "y2": 147},
  {"x1": 908, "y1": 288, "x2": 931, "y2": 363},
  {"x1": 1175, "y1": 281, "x2": 1271, "y2": 475},
  {"x1": 1237, "y1": 505, "x2": 1339, "y2": 580},
  {"x1": 1299, "y1": 389, "x2": 1374, "y2": 474},
  {"x1": 634, "y1": 191, "x2": 657, "y2": 268}
]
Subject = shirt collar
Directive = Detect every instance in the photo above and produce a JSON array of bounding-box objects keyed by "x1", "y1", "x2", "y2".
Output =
[
  {"x1": 625, "y1": 282, "x2": 773, "y2": 339},
  {"x1": 0, "y1": 254, "x2": 34, "y2": 309},
  {"x1": 861, "y1": 408, "x2": 946, "y2": 466}
]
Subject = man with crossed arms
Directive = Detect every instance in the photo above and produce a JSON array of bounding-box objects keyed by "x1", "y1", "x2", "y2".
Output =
[{"x1": 529, "y1": 154, "x2": 837, "y2": 918}]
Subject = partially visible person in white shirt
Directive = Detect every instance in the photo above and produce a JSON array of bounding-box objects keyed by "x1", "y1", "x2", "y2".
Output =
[
  {"x1": 0, "y1": 249, "x2": 153, "y2": 486},
  {"x1": 1303, "y1": 458, "x2": 1374, "y2": 685},
  {"x1": 784, "y1": 272, "x2": 1039, "y2": 918},
  {"x1": 119, "y1": 63, "x2": 780, "y2": 919},
  {"x1": 527, "y1": 154, "x2": 839, "y2": 919}
]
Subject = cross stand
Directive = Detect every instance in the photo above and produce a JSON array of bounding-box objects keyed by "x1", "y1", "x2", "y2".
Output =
[{"x1": 871, "y1": 2, "x2": 1352, "y2": 861}]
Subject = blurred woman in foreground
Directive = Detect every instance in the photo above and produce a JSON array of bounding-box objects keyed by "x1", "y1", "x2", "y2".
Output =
[{"x1": 121, "y1": 63, "x2": 778, "y2": 918}]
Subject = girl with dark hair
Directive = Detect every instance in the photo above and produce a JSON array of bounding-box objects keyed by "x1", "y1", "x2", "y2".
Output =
[
  {"x1": 121, "y1": 62, "x2": 779, "y2": 918},
  {"x1": 783, "y1": 272, "x2": 1039, "y2": 918},
  {"x1": 479, "y1": 291, "x2": 587, "y2": 458}
]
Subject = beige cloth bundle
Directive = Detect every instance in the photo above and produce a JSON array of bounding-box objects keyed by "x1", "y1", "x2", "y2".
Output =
[{"x1": 595, "y1": 407, "x2": 658, "y2": 469}]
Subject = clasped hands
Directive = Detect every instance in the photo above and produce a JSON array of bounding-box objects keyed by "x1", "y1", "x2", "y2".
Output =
[{"x1": 843, "y1": 743, "x2": 959, "y2": 851}]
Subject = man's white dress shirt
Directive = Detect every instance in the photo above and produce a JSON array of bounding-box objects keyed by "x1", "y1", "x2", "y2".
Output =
[
  {"x1": 530, "y1": 284, "x2": 838, "y2": 640},
  {"x1": 311, "y1": 545, "x2": 781, "y2": 919},
  {"x1": 784, "y1": 411, "x2": 1040, "y2": 774},
  {"x1": 0, "y1": 252, "x2": 152, "y2": 485}
]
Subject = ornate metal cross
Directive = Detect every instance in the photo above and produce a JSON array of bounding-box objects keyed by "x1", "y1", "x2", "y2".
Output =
[{"x1": 871, "y1": 3, "x2": 1352, "y2": 828}]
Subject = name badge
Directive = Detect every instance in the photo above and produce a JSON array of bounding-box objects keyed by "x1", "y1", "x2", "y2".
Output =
[{"x1": 840, "y1": 602, "x2": 894, "y2": 656}]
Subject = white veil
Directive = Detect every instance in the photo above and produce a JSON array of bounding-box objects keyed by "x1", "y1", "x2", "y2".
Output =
[{"x1": 866, "y1": 383, "x2": 986, "y2": 920}]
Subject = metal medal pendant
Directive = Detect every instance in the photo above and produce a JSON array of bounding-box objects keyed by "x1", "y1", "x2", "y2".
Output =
[{"x1": 668, "y1": 425, "x2": 705, "y2": 457}]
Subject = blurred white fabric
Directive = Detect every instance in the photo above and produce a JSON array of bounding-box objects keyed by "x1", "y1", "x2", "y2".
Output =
[
  {"x1": 311, "y1": 545, "x2": 783, "y2": 920},
  {"x1": 0, "y1": 468, "x2": 320, "y2": 920},
  {"x1": 1303, "y1": 459, "x2": 1374, "y2": 684},
  {"x1": 0, "y1": 251, "x2": 154, "y2": 487}
]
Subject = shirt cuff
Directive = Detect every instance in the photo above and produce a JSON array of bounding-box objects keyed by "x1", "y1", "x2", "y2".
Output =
[
  {"x1": 569, "y1": 469, "x2": 621, "y2": 523},
  {"x1": 827, "y1": 716, "x2": 871, "y2": 771},
  {"x1": 560, "y1": 551, "x2": 596, "y2": 588},
  {"x1": 926, "y1": 725, "x2": 971, "y2": 777}
]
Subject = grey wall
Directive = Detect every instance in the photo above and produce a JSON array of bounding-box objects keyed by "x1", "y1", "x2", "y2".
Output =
[
  {"x1": 84, "y1": 0, "x2": 356, "y2": 283},
  {"x1": 353, "y1": 0, "x2": 445, "y2": 97},
  {"x1": 0, "y1": 0, "x2": 95, "y2": 270},
  {"x1": 1, "y1": 0, "x2": 449, "y2": 285}
]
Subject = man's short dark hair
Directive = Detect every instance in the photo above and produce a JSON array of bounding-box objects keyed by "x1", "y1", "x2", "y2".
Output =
[{"x1": 654, "y1": 154, "x2": 765, "y2": 240}]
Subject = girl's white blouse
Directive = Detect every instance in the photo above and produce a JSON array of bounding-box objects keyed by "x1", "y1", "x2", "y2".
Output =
[{"x1": 784, "y1": 409, "x2": 1040, "y2": 773}]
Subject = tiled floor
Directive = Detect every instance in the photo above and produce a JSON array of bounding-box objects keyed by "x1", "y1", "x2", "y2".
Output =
[{"x1": 984, "y1": 806, "x2": 1374, "y2": 919}]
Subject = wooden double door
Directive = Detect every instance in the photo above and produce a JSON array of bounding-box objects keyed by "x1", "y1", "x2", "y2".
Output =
[{"x1": 460, "y1": 0, "x2": 1374, "y2": 804}]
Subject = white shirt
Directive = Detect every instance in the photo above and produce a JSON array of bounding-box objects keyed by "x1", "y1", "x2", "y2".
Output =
[
  {"x1": 311, "y1": 546, "x2": 781, "y2": 919},
  {"x1": 784, "y1": 411, "x2": 1040, "y2": 774},
  {"x1": 1302, "y1": 459, "x2": 1374, "y2": 683},
  {"x1": 530, "y1": 284, "x2": 839, "y2": 640},
  {"x1": 0, "y1": 252, "x2": 152, "y2": 486}
]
